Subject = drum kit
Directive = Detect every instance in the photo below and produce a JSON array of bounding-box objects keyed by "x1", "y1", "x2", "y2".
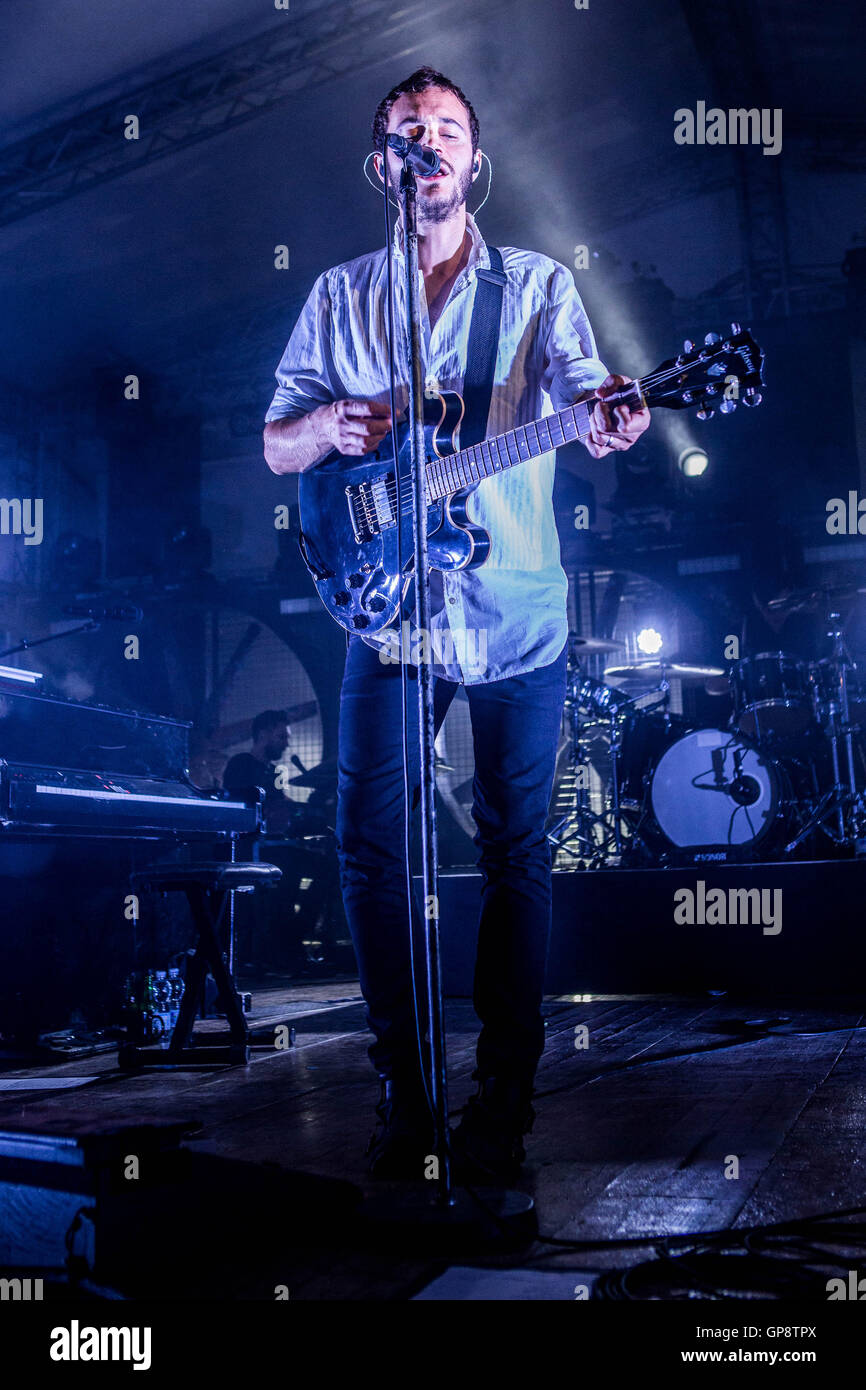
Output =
[{"x1": 548, "y1": 593, "x2": 866, "y2": 867}]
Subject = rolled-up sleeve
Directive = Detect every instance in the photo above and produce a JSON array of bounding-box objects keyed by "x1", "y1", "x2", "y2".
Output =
[
  {"x1": 264, "y1": 272, "x2": 341, "y2": 423},
  {"x1": 538, "y1": 261, "x2": 609, "y2": 411}
]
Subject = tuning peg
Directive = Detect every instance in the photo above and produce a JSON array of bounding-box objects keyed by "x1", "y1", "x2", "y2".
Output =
[
  {"x1": 730, "y1": 322, "x2": 741, "y2": 334},
  {"x1": 743, "y1": 388, "x2": 762, "y2": 407},
  {"x1": 683, "y1": 338, "x2": 695, "y2": 353},
  {"x1": 696, "y1": 406, "x2": 715, "y2": 421},
  {"x1": 704, "y1": 332, "x2": 721, "y2": 346},
  {"x1": 719, "y1": 398, "x2": 737, "y2": 414}
]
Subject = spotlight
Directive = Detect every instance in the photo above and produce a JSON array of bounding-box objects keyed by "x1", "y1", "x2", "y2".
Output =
[
  {"x1": 678, "y1": 447, "x2": 709, "y2": 478},
  {"x1": 637, "y1": 627, "x2": 663, "y2": 656}
]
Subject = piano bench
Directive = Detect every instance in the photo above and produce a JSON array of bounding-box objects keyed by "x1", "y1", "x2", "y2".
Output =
[{"x1": 119, "y1": 860, "x2": 282, "y2": 1071}]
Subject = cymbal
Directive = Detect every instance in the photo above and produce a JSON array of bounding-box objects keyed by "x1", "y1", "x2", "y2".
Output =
[
  {"x1": 570, "y1": 635, "x2": 626, "y2": 655},
  {"x1": 605, "y1": 660, "x2": 727, "y2": 685},
  {"x1": 767, "y1": 583, "x2": 866, "y2": 610}
]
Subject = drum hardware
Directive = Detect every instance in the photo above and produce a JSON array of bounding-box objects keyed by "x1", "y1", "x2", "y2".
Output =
[
  {"x1": 783, "y1": 612, "x2": 866, "y2": 854},
  {"x1": 548, "y1": 649, "x2": 649, "y2": 866},
  {"x1": 554, "y1": 611, "x2": 866, "y2": 865},
  {"x1": 574, "y1": 675, "x2": 634, "y2": 719},
  {"x1": 550, "y1": 648, "x2": 679, "y2": 866}
]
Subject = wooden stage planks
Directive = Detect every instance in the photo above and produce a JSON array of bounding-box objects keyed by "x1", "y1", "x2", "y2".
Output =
[{"x1": 0, "y1": 983, "x2": 864, "y2": 1298}]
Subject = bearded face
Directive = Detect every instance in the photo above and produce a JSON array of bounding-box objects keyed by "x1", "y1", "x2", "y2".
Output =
[
  {"x1": 384, "y1": 153, "x2": 475, "y2": 225},
  {"x1": 379, "y1": 86, "x2": 479, "y2": 229}
]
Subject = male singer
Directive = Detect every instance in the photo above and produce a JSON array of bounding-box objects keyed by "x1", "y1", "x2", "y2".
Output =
[{"x1": 264, "y1": 67, "x2": 650, "y2": 1180}]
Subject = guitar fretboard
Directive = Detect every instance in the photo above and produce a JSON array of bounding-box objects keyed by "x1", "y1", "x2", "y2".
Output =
[{"x1": 423, "y1": 388, "x2": 640, "y2": 502}]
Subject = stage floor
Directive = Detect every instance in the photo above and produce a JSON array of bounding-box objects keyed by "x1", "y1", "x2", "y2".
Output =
[{"x1": 1, "y1": 981, "x2": 865, "y2": 1300}]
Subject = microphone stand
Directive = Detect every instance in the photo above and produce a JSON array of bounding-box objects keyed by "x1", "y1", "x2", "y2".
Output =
[
  {"x1": 399, "y1": 158, "x2": 452, "y2": 1206},
  {"x1": 0, "y1": 620, "x2": 101, "y2": 661}
]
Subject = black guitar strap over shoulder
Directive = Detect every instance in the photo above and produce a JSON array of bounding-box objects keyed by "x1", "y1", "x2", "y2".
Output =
[{"x1": 459, "y1": 245, "x2": 506, "y2": 449}]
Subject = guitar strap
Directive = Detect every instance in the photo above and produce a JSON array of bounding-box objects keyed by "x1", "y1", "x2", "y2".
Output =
[{"x1": 459, "y1": 245, "x2": 506, "y2": 449}]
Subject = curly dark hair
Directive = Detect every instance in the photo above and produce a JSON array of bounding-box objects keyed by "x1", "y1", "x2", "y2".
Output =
[{"x1": 371, "y1": 66, "x2": 480, "y2": 156}]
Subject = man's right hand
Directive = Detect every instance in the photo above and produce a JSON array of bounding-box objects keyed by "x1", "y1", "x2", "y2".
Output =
[{"x1": 315, "y1": 399, "x2": 393, "y2": 457}]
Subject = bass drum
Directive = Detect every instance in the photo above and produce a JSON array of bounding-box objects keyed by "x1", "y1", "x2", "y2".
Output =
[{"x1": 649, "y1": 728, "x2": 785, "y2": 853}]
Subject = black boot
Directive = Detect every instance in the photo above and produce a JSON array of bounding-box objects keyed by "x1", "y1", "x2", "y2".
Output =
[
  {"x1": 365, "y1": 1074, "x2": 435, "y2": 1180},
  {"x1": 451, "y1": 1073, "x2": 536, "y2": 1183}
]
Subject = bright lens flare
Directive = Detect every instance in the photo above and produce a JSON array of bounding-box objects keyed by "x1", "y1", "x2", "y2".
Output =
[
  {"x1": 678, "y1": 447, "x2": 709, "y2": 478},
  {"x1": 637, "y1": 628, "x2": 663, "y2": 655}
]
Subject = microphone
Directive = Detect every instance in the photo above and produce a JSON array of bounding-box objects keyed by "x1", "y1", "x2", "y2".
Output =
[
  {"x1": 698, "y1": 747, "x2": 762, "y2": 807},
  {"x1": 385, "y1": 135, "x2": 441, "y2": 176},
  {"x1": 728, "y1": 774, "x2": 761, "y2": 807},
  {"x1": 63, "y1": 604, "x2": 144, "y2": 622}
]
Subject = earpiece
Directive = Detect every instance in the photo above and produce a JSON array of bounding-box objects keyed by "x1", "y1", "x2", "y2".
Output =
[{"x1": 363, "y1": 150, "x2": 493, "y2": 215}]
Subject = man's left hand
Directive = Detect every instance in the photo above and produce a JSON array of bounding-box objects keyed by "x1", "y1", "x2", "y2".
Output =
[{"x1": 584, "y1": 373, "x2": 651, "y2": 459}]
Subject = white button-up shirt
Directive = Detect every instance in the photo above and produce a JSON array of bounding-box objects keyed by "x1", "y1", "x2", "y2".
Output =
[{"x1": 265, "y1": 213, "x2": 608, "y2": 683}]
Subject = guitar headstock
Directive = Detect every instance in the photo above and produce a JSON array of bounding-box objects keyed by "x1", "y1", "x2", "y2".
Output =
[{"x1": 640, "y1": 325, "x2": 765, "y2": 419}]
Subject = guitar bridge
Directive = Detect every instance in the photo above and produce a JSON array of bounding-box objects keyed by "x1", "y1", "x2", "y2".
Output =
[{"x1": 346, "y1": 476, "x2": 396, "y2": 543}]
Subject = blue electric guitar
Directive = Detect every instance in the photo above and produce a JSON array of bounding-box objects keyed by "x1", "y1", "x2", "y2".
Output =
[{"x1": 297, "y1": 326, "x2": 764, "y2": 635}]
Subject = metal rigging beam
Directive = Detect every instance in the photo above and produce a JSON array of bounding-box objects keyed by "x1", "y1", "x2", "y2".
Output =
[{"x1": 0, "y1": 0, "x2": 465, "y2": 227}]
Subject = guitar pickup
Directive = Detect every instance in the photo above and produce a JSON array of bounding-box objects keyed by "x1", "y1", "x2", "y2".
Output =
[{"x1": 346, "y1": 476, "x2": 396, "y2": 543}]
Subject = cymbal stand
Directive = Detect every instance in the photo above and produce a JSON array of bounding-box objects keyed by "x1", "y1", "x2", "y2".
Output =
[
  {"x1": 547, "y1": 681, "x2": 609, "y2": 866},
  {"x1": 606, "y1": 706, "x2": 625, "y2": 859},
  {"x1": 785, "y1": 611, "x2": 866, "y2": 854}
]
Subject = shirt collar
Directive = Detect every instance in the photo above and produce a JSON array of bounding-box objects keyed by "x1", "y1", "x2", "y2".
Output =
[{"x1": 391, "y1": 211, "x2": 489, "y2": 278}]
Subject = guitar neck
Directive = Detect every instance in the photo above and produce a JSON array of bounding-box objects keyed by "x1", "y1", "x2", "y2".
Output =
[{"x1": 425, "y1": 383, "x2": 643, "y2": 501}]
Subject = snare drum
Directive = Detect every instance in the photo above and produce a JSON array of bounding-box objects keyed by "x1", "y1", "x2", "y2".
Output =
[{"x1": 730, "y1": 652, "x2": 812, "y2": 739}]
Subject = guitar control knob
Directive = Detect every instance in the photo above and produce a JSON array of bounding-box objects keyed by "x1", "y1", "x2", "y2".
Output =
[
  {"x1": 368, "y1": 595, "x2": 386, "y2": 612},
  {"x1": 719, "y1": 398, "x2": 737, "y2": 414},
  {"x1": 743, "y1": 388, "x2": 762, "y2": 407},
  {"x1": 333, "y1": 591, "x2": 351, "y2": 606},
  {"x1": 347, "y1": 573, "x2": 364, "y2": 588},
  {"x1": 696, "y1": 406, "x2": 715, "y2": 421},
  {"x1": 352, "y1": 614, "x2": 370, "y2": 629}
]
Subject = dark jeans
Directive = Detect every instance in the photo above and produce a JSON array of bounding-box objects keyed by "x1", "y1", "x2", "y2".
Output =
[{"x1": 335, "y1": 633, "x2": 567, "y2": 1092}]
